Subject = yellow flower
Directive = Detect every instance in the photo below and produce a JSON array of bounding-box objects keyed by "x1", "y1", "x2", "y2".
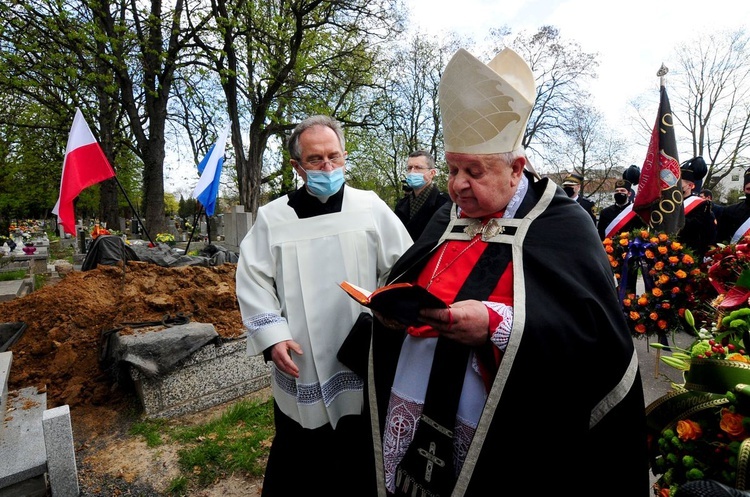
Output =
[{"x1": 155, "y1": 232, "x2": 175, "y2": 244}]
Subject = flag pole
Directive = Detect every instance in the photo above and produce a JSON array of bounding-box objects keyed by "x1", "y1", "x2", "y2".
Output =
[
  {"x1": 184, "y1": 204, "x2": 204, "y2": 254},
  {"x1": 658, "y1": 62, "x2": 668, "y2": 86},
  {"x1": 113, "y1": 177, "x2": 155, "y2": 247}
]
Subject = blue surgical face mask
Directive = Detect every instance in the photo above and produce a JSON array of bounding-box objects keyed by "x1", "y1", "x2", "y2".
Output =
[
  {"x1": 405, "y1": 172, "x2": 427, "y2": 190},
  {"x1": 305, "y1": 167, "x2": 345, "y2": 197}
]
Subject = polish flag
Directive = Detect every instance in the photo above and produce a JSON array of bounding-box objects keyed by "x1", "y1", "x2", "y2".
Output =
[{"x1": 52, "y1": 108, "x2": 116, "y2": 235}]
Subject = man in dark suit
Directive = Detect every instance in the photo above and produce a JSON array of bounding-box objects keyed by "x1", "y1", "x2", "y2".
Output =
[
  {"x1": 395, "y1": 150, "x2": 451, "y2": 240},
  {"x1": 562, "y1": 172, "x2": 596, "y2": 225}
]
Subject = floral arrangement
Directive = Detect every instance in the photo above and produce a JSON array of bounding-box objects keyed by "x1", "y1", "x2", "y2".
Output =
[
  {"x1": 155, "y1": 232, "x2": 175, "y2": 245},
  {"x1": 648, "y1": 309, "x2": 750, "y2": 495},
  {"x1": 90, "y1": 224, "x2": 111, "y2": 239},
  {"x1": 8, "y1": 220, "x2": 43, "y2": 238},
  {"x1": 603, "y1": 229, "x2": 700, "y2": 339},
  {"x1": 684, "y1": 238, "x2": 750, "y2": 330}
]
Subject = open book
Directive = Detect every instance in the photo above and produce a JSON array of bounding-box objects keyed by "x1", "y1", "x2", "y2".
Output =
[{"x1": 339, "y1": 281, "x2": 447, "y2": 327}]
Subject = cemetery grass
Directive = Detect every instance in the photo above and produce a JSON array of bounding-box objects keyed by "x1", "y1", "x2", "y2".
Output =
[
  {"x1": 73, "y1": 386, "x2": 272, "y2": 496},
  {"x1": 0, "y1": 269, "x2": 26, "y2": 281},
  {"x1": 128, "y1": 395, "x2": 273, "y2": 494}
]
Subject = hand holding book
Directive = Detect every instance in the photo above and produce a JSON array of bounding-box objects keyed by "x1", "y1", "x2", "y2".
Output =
[{"x1": 339, "y1": 281, "x2": 448, "y2": 327}]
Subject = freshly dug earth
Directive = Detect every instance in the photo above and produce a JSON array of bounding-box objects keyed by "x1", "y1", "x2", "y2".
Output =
[{"x1": 0, "y1": 261, "x2": 267, "y2": 495}]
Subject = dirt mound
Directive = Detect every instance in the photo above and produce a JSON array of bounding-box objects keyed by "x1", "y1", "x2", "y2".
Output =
[
  {"x1": 1, "y1": 261, "x2": 243, "y2": 411},
  {"x1": 0, "y1": 261, "x2": 269, "y2": 495}
]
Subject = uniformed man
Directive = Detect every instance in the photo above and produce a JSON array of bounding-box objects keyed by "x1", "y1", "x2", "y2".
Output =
[
  {"x1": 716, "y1": 169, "x2": 750, "y2": 244},
  {"x1": 678, "y1": 156, "x2": 715, "y2": 259},
  {"x1": 597, "y1": 178, "x2": 646, "y2": 241},
  {"x1": 562, "y1": 172, "x2": 596, "y2": 225}
]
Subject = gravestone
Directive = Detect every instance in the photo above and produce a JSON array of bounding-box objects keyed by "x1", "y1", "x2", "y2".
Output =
[{"x1": 222, "y1": 205, "x2": 253, "y2": 253}]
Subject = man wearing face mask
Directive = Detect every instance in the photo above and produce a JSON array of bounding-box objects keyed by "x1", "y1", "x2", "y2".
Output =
[
  {"x1": 394, "y1": 150, "x2": 451, "y2": 240},
  {"x1": 597, "y1": 178, "x2": 645, "y2": 241},
  {"x1": 561, "y1": 172, "x2": 597, "y2": 224},
  {"x1": 235, "y1": 114, "x2": 412, "y2": 497},
  {"x1": 716, "y1": 168, "x2": 750, "y2": 244}
]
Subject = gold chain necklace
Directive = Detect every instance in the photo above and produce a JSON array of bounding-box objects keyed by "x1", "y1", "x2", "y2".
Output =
[{"x1": 426, "y1": 237, "x2": 481, "y2": 289}]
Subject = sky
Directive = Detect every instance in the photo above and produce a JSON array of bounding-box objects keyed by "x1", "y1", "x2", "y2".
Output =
[
  {"x1": 166, "y1": 0, "x2": 749, "y2": 194},
  {"x1": 406, "y1": 0, "x2": 750, "y2": 127}
]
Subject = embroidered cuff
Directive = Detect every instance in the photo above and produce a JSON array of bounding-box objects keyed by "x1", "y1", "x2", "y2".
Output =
[{"x1": 484, "y1": 301, "x2": 513, "y2": 351}]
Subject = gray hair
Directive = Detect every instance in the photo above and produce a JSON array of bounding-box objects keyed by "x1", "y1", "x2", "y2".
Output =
[
  {"x1": 408, "y1": 150, "x2": 436, "y2": 169},
  {"x1": 288, "y1": 115, "x2": 346, "y2": 160}
]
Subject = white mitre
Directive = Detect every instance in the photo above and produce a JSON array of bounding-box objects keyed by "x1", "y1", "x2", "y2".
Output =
[{"x1": 439, "y1": 48, "x2": 536, "y2": 154}]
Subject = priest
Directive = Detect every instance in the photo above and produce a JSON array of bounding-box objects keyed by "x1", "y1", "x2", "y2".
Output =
[{"x1": 344, "y1": 47, "x2": 650, "y2": 497}]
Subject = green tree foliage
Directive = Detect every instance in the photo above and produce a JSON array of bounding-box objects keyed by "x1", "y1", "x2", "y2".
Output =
[
  {"x1": 346, "y1": 33, "x2": 461, "y2": 208},
  {"x1": 192, "y1": 0, "x2": 407, "y2": 216},
  {"x1": 0, "y1": 0, "x2": 143, "y2": 231}
]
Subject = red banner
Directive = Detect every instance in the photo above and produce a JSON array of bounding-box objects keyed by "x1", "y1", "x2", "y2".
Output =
[{"x1": 633, "y1": 85, "x2": 684, "y2": 235}]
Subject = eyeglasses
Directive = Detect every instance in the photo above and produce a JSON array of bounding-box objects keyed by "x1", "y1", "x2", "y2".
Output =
[
  {"x1": 405, "y1": 165, "x2": 432, "y2": 172},
  {"x1": 300, "y1": 154, "x2": 345, "y2": 169}
]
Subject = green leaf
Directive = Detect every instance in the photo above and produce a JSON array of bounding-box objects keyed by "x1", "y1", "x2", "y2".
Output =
[{"x1": 737, "y1": 269, "x2": 750, "y2": 289}]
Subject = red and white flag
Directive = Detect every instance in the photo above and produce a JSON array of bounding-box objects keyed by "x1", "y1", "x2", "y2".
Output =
[{"x1": 52, "y1": 109, "x2": 116, "y2": 235}]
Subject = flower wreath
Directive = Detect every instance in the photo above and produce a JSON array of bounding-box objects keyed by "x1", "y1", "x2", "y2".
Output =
[
  {"x1": 603, "y1": 229, "x2": 701, "y2": 339},
  {"x1": 647, "y1": 309, "x2": 750, "y2": 495}
]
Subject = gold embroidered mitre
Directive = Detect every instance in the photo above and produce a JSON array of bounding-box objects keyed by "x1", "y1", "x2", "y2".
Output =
[{"x1": 439, "y1": 48, "x2": 536, "y2": 154}]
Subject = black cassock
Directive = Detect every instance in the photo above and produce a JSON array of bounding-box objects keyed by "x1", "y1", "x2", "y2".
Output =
[{"x1": 353, "y1": 171, "x2": 650, "y2": 497}]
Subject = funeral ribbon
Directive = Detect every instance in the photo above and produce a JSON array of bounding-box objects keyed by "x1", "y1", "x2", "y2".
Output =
[
  {"x1": 685, "y1": 358, "x2": 750, "y2": 396},
  {"x1": 618, "y1": 235, "x2": 655, "y2": 302}
]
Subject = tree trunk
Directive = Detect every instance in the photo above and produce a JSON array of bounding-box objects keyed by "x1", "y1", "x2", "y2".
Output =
[
  {"x1": 241, "y1": 128, "x2": 266, "y2": 216},
  {"x1": 99, "y1": 178, "x2": 120, "y2": 230},
  {"x1": 142, "y1": 137, "x2": 167, "y2": 242}
]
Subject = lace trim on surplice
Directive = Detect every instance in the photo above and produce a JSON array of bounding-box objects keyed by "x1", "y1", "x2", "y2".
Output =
[
  {"x1": 382, "y1": 390, "x2": 476, "y2": 493},
  {"x1": 273, "y1": 367, "x2": 363, "y2": 406}
]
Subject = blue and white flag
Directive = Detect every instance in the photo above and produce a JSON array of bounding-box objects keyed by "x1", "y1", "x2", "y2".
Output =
[{"x1": 192, "y1": 124, "x2": 230, "y2": 217}]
